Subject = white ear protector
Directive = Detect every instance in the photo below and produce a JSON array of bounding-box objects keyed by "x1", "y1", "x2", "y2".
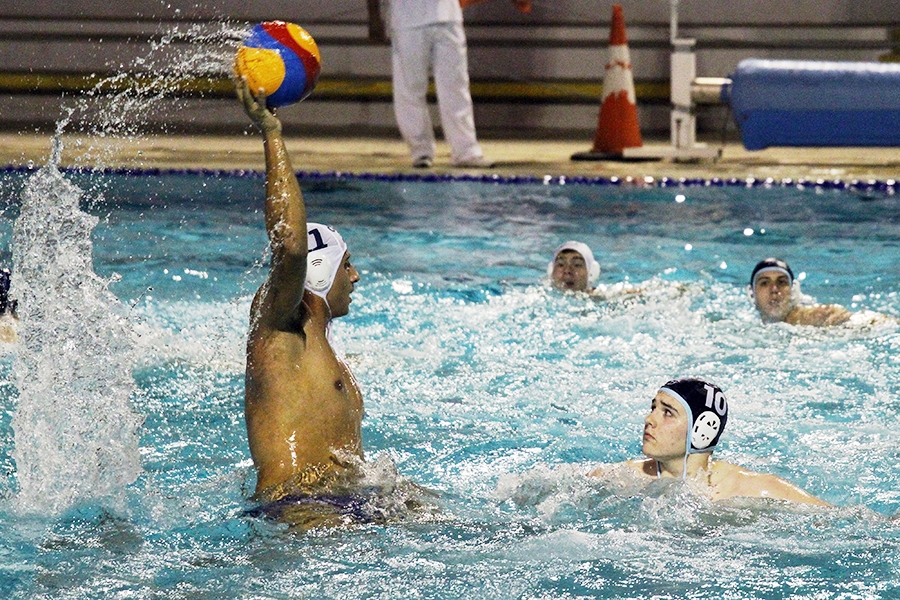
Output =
[
  {"x1": 306, "y1": 255, "x2": 333, "y2": 292},
  {"x1": 691, "y1": 411, "x2": 721, "y2": 450}
]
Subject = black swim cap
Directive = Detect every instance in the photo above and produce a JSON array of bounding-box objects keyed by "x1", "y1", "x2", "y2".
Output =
[
  {"x1": 658, "y1": 378, "x2": 728, "y2": 455},
  {"x1": 750, "y1": 258, "x2": 794, "y2": 287},
  {"x1": 0, "y1": 268, "x2": 11, "y2": 314}
]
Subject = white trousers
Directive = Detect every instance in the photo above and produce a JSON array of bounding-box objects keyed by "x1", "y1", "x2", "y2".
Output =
[{"x1": 391, "y1": 22, "x2": 483, "y2": 162}]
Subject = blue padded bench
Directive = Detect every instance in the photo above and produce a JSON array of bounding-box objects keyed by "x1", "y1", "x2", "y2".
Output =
[{"x1": 725, "y1": 58, "x2": 900, "y2": 150}]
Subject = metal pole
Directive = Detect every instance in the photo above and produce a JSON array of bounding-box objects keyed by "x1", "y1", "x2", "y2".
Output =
[
  {"x1": 670, "y1": 0, "x2": 679, "y2": 43},
  {"x1": 623, "y1": 0, "x2": 720, "y2": 159}
]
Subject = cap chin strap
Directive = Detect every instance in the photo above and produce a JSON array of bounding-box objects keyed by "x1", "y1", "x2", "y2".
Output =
[
  {"x1": 654, "y1": 457, "x2": 689, "y2": 481},
  {"x1": 656, "y1": 386, "x2": 697, "y2": 481},
  {"x1": 305, "y1": 254, "x2": 336, "y2": 322},
  {"x1": 302, "y1": 290, "x2": 335, "y2": 351}
]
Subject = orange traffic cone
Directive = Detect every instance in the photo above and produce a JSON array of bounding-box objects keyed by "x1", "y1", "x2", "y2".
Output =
[{"x1": 572, "y1": 5, "x2": 644, "y2": 160}]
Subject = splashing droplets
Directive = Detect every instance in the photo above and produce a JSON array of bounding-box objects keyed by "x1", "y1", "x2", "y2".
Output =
[{"x1": 11, "y1": 151, "x2": 143, "y2": 514}]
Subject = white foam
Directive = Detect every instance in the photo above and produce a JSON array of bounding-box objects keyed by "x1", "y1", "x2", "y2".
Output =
[{"x1": 10, "y1": 145, "x2": 142, "y2": 514}]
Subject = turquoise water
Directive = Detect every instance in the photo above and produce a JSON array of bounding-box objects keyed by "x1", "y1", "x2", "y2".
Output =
[{"x1": 0, "y1": 169, "x2": 899, "y2": 598}]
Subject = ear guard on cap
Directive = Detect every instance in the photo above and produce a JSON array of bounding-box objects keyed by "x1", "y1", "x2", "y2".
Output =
[
  {"x1": 691, "y1": 411, "x2": 722, "y2": 450},
  {"x1": 306, "y1": 255, "x2": 332, "y2": 291}
]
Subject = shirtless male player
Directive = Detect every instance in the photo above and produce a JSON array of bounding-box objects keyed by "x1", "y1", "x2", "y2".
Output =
[
  {"x1": 749, "y1": 257, "x2": 852, "y2": 327},
  {"x1": 589, "y1": 377, "x2": 830, "y2": 506},
  {"x1": 238, "y1": 79, "x2": 364, "y2": 503}
]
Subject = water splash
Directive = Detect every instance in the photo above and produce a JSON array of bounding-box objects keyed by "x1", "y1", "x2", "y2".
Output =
[
  {"x1": 4, "y1": 16, "x2": 250, "y2": 515},
  {"x1": 10, "y1": 133, "x2": 143, "y2": 514},
  {"x1": 56, "y1": 20, "x2": 245, "y2": 174}
]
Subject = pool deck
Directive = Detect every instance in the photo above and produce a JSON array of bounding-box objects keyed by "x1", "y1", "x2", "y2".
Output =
[{"x1": 1, "y1": 132, "x2": 898, "y2": 183}]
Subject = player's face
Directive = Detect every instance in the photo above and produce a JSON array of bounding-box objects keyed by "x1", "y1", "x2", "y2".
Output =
[
  {"x1": 326, "y1": 251, "x2": 360, "y2": 318},
  {"x1": 551, "y1": 250, "x2": 590, "y2": 292},
  {"x1": 753, "y1": 272, "x2": 793, "y2": 322},
  {"x1": 642, "y1": 392, "x2": 689, "y2": 460}
]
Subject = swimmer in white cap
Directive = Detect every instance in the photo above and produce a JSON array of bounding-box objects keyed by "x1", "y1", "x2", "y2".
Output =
[
  {"x1": 750, "y1": 257, "x2": 852, "y2": 326},
  {"x1": 548, "y1": 241, "x2": 640, "y2": 299},
  {"x1": 589, "y1": 377, "x2": 829, "y2": 506},
  {"x1": 237, "y1": 78, "x2": 364, "y2": 503},
  {"x1": 548, "y1": 241, "x2": 600, "y2": 293}
]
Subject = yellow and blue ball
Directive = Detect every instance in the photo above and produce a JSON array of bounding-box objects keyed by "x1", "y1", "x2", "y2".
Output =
[{"x1": 234, "y1": 21, "x2": 321, "y2": 108}]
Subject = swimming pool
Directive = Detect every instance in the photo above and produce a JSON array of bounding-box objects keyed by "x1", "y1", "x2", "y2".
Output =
[{"x1": 0, "y1": 164, "x2": 899, "y2": 598}]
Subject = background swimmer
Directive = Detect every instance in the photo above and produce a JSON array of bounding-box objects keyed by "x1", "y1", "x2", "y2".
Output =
[
  {"x1": 589, "y1": 377, "x2": 829, "y2": 506},
  {"x1": 0, "y1": 267, "x2": 18, "y2": 343},
  {"x1": 548, "y1": 241, "x2": 598, "y2": 293},
  {"x1": 548, "y1": 241, "x2": 639, "y2": 299},
  {"x1": 750, "y1": 257, "x2": 864, "y2": 326}
]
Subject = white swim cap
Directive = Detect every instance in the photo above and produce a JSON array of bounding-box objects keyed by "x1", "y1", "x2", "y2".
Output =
[
  {"x1": 547, "y1": 241, "x2": 600, "y2": 283},
  {"x1": 305, "y1": 223, "x2": 348, "y2": 300}
]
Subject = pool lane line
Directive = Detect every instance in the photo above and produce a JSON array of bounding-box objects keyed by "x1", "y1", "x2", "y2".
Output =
[{"x1": 0, "y1": 164, "x2": 896, "y2": 193}]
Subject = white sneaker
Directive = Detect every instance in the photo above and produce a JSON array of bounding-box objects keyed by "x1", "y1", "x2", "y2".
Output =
[
  {"x1": 451, "y1": 156, "x2": 495, "y2": 168},
  {"x1": 412, "y1": 156, "x2": 433, "y2": 168}
]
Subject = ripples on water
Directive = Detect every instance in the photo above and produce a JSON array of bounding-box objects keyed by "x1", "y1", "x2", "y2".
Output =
[{"x1": 0, "y1": 167, "x2": 899, "y2": 597}]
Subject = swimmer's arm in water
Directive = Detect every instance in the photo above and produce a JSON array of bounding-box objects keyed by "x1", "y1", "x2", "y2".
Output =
[
  {"x1": 786, "y1": 304, "x2": 852, "y2": 327},
  {"x1": 0, "y1": 313, "x2": 17, "y2": 344},
  {"x1": 743, "y1": 472, "x2": 831, "y2": 506},
  {"x1": 591, "y1": 459, "x2": 830, "y2": 506},
  {"x1": 586, "y1": 464, "x2": 607, "y2": 477},
  {"x1": 587, "y1": 459, "x2": 654, "y2": 479},
  {"x1": 714, "y1": 462, "x2": 831, "y2": 506},
  {"x1": 237, "y1": 78, "x2": 308, "y2": 331},
  {"x1": 821, "y1": 304, "x2": 853, "y2": 326},
  {"x1": 591, "y1": 281, "x2": 642, "y2": 301}
]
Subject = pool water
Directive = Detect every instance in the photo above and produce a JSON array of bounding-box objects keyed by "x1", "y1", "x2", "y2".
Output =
[{"x1": 0, "y1": 167, "x2": 899, "y2": 598}]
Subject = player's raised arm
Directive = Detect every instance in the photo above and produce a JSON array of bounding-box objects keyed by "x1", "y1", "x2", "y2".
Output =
[{"x1": 237, "y1": 78, "x2": 309, "y2": 331}]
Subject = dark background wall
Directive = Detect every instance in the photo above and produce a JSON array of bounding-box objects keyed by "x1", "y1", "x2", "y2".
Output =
[
  {"x1": 1, "y1": 1, "x2": 898, "y2": 137},
  {"x1": 3, "y1": 1, "x2": 897, "y2": 24}
]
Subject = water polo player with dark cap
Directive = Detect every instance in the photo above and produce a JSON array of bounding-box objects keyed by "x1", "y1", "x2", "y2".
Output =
[
  {"x1": 590, "y1": 378, "x2": 829, "y2": 505},
  {"x1": 0, "y1": 267, "x2": 18, "y2": 343},
  {"x1": 750, "y1": 257, "x2": 852, "y2": 326}
]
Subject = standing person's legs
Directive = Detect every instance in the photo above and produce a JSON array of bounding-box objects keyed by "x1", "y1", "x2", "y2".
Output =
[
  {"x1": 391, "y1": 26, "x2": 437, "y2": 164},
  {"x1": 432, "y1": 22, "x2": 486, "y2": 165}
]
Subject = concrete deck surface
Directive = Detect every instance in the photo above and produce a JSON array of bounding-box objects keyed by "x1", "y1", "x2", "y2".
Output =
[{"x1": 1, "y1": 132, "x2": 898, "y2": 182}]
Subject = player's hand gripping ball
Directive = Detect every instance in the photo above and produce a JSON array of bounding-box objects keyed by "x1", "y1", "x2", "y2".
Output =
[{"x1": 234, "y1": 21, "x2": 321, "y2": 108}]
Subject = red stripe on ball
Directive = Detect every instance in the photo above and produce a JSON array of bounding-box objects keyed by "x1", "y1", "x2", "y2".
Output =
[{"x1": 261, "y1": 22, "x2": 321, "y2": 95}]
